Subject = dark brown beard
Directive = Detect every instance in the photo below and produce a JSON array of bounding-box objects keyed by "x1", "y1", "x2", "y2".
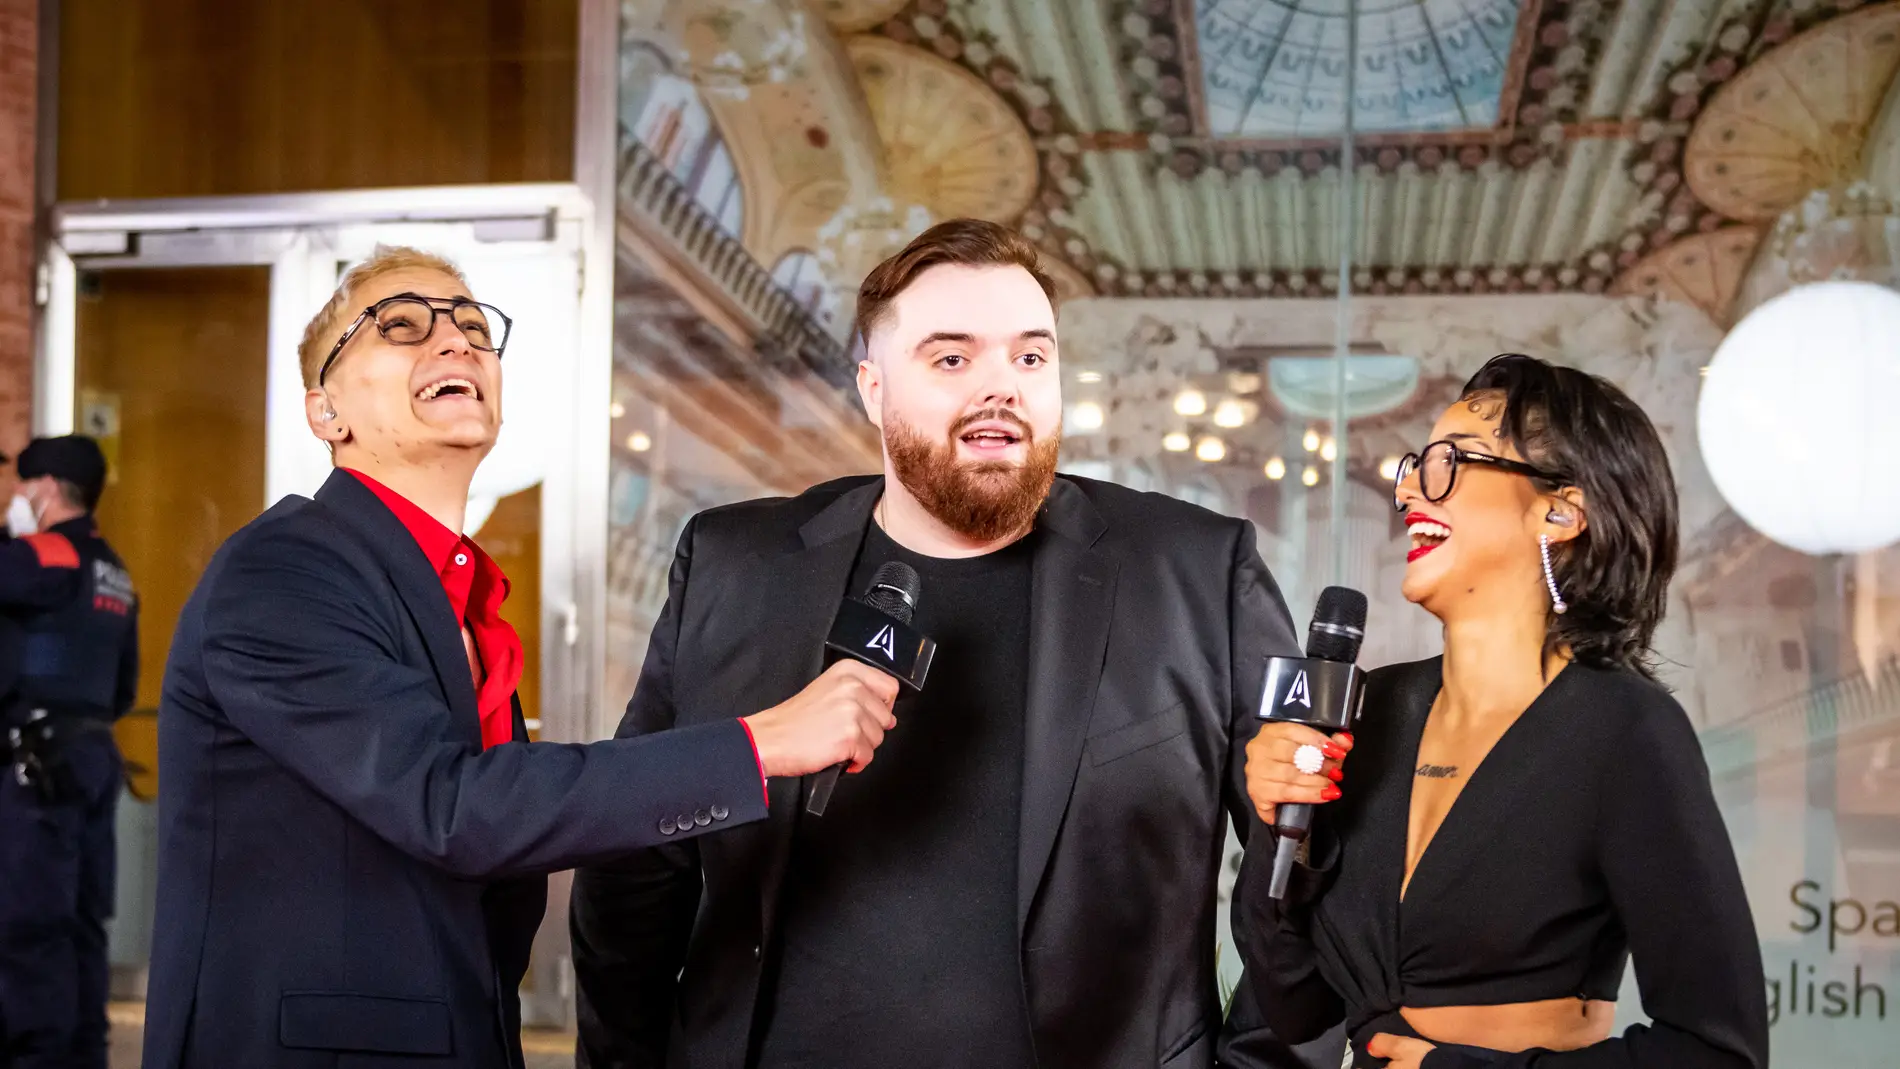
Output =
[{"x1": 884, "y1": 408, "x2": 1060, "y2": 542}]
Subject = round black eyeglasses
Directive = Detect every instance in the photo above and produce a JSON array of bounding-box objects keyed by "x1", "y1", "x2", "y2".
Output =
[
  {"x1": 317, "y1": 294, "x2": 513, "y2": 386},
  {"x1": 1391, "y1": 440, "x2": 1564, "y2": 512}
]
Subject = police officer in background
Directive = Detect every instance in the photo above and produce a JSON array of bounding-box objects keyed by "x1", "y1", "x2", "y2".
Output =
[{"x1": 0, "y1": 435, "x2": 138, "y2": 1069}]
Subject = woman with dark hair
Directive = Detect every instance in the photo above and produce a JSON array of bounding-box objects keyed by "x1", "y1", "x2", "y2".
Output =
[{"x1": 1237, "y1": 354, "x2": 1768, "y2": 1068}]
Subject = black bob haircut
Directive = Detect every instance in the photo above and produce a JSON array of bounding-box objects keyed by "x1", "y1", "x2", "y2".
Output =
[{"x1": 1460, "y1": 354, "x2": 1680, "y2": 681}]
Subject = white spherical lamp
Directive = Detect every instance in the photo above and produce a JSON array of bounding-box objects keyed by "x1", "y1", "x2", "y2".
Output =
[{"x1": 1698, "y1": 280, "x2": 1900, "y2": 554}]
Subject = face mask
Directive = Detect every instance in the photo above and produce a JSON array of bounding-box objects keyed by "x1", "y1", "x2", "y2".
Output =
[{"x1": 7, "y1": 493, "x2": 39, "y2": 538}]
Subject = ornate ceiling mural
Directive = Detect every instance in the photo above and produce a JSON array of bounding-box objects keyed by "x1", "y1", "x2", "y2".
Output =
[
  {"x1": 1684, "y1": 3, "x2": 1900, "y2": 224},
  {"x1": 847, "y1": 35, "x2": 1039, "y2": 221},
  {"x1": 1193, "y1": 0, "x2": 1523, "y2": 139},
  {"x1": 632, "y1": 0, "x2": 1900, "y2": 316},
  {"x1": 1609, "y1": 227, "x2": 1763, "y2": 325}
]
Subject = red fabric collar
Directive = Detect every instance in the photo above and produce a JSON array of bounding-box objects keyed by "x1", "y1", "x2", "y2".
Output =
[{"x1": 347, "y1": 469, "x2": 523, "y2": 750}]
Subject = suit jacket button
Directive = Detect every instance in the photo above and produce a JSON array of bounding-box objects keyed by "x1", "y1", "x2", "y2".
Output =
[
  {"x1": 711, "y1": 804, "x2": 730, "y2": 821},
  {"x1": 659, "y1": 818, "x2": 677, "y2": 835},
  {"x1": 678, "y1": 814, "x2": 693, "y2": 831},
  {"x1": 694, "y1": 809, "x2": 712, "y2": 827},
  {"x1": 752, "y1": 944, "x2": 762, "y2": 960}
]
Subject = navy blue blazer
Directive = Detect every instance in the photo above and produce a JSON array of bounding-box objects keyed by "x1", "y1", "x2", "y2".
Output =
[{"x1": 143, "y1": 470, "x2": 768, "y2": 1069}]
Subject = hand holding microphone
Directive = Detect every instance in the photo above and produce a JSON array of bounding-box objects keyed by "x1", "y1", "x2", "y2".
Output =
[
  {"x1": 1248, "y1": 585, "x2": 1369, "y2": 899},
  {"x1": 741, "y1": 561, "x2": 937, "y2": 816},
  {"x1": 742, "y1": 659, "x2": 900, "y2": 778},
  {"x1": 1245, "y1": 722, "x2": 1352, "y2": 828}
]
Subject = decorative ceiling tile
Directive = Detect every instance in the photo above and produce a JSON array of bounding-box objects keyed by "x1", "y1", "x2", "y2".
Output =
[
  {"x1": 1684, "y1": 3, "x2": 1900, "y2": 222},
  {"x1": 1610, "y1": 226, "x2": 1765, "y2": 326},
  {"x1": 847, "y1": 35, "x2": 1040, "y2": 221},
  {"x1": 663, "y1": 0, "x2": 1895, "y2": 303},
  {"x1": 1195, "y1": 0, "x2": 1523, "y2": 140}
]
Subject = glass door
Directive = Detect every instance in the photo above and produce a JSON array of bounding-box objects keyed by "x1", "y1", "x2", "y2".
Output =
[{"x1": 40, "y1": 186, "x2": 601, "y2": 1028}]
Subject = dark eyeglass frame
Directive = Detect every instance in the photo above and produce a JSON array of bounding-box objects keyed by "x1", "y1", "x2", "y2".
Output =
[
  {"x1": 1391, "y1": 439, "x2": 1564, "y2": 512},
  {"x1": 317, "y1": 293, "x2": 514, "y2": 386}
]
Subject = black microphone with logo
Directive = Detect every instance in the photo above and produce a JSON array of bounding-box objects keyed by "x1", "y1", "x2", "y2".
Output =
[
  {"x1": 1256, "y1": 585, "x2": 1369, "y2": 899},
  {"x1": 806, "y1": 561, "x2": 938, "y2": 816}
]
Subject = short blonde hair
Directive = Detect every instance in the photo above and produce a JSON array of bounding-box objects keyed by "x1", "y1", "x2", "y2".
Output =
[{"x1": 298, "y1": 246, "x2": 473, "y2": 388}]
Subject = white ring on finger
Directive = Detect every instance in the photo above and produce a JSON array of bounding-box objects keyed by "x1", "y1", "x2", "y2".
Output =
[{"x1": 1293, "y1": 743, "x2": 1325, "y2": 776}]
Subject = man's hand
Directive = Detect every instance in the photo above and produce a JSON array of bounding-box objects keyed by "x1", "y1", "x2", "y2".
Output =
[
  {"x1": 1366, "y1": 1032, "x2": 1435, "y2": 1069},
  {"x1": 742, "y1": 660, "x2": 899, "y2": 778}
]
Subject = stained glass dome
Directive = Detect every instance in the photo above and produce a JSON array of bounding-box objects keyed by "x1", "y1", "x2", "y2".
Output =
[{"x1": 1195, "y1": 0, "x2": 1524, "y2": 139}]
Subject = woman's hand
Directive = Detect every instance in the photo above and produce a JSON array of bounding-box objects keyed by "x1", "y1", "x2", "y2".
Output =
[
  {"x1": 1243, "y1": 722, "x2": 1352, "y2": 826},
  {"x1": 1366, "y1": 1033, "x2": 1435, "y2": 1069}
]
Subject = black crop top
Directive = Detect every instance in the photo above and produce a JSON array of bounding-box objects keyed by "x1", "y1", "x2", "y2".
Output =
[{"x1": 1235, "y1": 657, "x2": 1769, "y2": 1068}]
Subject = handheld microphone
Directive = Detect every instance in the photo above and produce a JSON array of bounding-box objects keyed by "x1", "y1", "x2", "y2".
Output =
[
  {"x1": 1256, "y1": 585, "x2": 1368, "y2": 900},
  {"x1": 806, "y1": 561, "x2": 936, "y2": 816}
]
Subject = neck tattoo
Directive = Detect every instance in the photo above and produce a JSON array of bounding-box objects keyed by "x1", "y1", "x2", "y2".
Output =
[{"x1": 1415, "y1": 763, "x2": 1460, "y2": 779}]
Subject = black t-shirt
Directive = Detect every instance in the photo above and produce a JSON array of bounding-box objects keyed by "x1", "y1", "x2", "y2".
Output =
[{"x1": 753, "y1": 521, "x2": 1039, "y2": 1068}]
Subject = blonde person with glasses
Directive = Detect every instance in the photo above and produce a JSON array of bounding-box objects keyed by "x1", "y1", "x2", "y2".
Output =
[{"x1": 144, "y1": 247, "x2": 894, "y2": 1069}]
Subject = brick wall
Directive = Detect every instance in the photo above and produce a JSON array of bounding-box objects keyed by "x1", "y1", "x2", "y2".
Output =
[{"x1": 0, "y1": 0, "x2": 37, "y2": 454}]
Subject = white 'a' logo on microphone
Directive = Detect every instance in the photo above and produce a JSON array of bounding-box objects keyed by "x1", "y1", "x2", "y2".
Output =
[
  {"x1": 1284, "y1": 669, "x2": 1312, "y2": 709},
  {"x1": 867, "y1": 624, "x2": 897, "y2": 660}
]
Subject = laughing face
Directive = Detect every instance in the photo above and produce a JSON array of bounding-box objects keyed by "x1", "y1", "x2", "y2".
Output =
[
  {"x1": 857, "y1": 262, "x2": 1063, "y2": 542},
  {"x1": 1396, "y1": 395, "x2": 1566, "y2": 619},
  {"x1": 310, "y1": 267, "x2": 502, "y2": 464}
]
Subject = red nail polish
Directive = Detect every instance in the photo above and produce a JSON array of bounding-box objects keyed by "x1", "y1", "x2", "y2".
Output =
[
  {"x1": 1322, "y1": 743, "x2": 1347, "y2": 760},
  {"x1": 1337, "y1": 732, "x2": 1355, "y2": 748},
  {"x1": 1321, "y1": 784, "x2": 1342, "y2": 801},
  {"x1": 1326, "y1": 767, "x2": 1344, "y2": 782}
]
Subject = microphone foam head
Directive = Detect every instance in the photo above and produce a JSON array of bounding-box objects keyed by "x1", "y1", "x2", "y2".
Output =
[
  {"x1": 1308, "y1": 585, "x2": 1368, "y2": 663},
  {"x1": 863, "y1": 561, "x2": 922, "y2": 624}
]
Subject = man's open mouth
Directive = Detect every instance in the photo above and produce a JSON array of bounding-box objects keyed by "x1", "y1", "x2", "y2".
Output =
[
  {"x1": 415, "y1": 377, "x2": 482, "y2": 402},
  {"x1": 958, "y1": 421, "x2": 1025, "y2": 451}
]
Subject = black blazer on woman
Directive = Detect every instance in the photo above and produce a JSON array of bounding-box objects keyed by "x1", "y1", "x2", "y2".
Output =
[
  {"x1": 144, "y1": 471, "x2": 769, "y2": 1069},
  {"x1": 1237, "y1": 657, "x2": 1769, "y2": 1068}
]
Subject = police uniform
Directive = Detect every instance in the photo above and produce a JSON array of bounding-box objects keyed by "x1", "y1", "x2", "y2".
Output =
[{"x1": 0, "y1": 438, "x2": 138, "y2": 1069}]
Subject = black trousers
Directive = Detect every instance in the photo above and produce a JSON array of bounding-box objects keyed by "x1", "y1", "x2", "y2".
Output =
[{"x1": 0, "y1": 731, "x2": 120, "y2": 1069}]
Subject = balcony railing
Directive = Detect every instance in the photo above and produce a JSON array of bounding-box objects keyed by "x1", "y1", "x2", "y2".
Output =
[
  {"x1": 1700, "y1": 655, "x2": 1900, "y2": 778},
  {"x1": 616, "y1": 135, "x2": 853, "y2": 390}
]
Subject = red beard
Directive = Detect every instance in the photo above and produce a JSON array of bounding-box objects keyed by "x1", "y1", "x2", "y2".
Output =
[{"x1": 883, "y1": 408, "x2": 1060, "y2": 543}]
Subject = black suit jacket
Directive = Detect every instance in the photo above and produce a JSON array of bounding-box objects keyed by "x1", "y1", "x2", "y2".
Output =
[
  {"x1": 571, "y1": 475, "x2": 1323, "y2": 1069},
  {"x1": 144, "y1": 470, "x2": 769, "y2": 1069}
]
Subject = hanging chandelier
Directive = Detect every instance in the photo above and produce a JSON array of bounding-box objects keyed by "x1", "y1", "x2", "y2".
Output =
[
  {"x1": 672, "y1": 0, "x2": 809, "y2": 100},
  {"x1": 814, "y1": 196, "x2": 936, "y2": 291},
  {"x1": 1764, "y1": 181, "x2": 1898, "y2": 286}
]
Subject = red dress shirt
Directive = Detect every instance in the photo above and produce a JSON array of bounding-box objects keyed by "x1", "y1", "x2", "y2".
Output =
[
  {"x1": 348, "y1": 470, "x2": 523, "y2": 751},
  {"x1": 348, "y1": 469, "x2": 769, "y2": 800}
]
